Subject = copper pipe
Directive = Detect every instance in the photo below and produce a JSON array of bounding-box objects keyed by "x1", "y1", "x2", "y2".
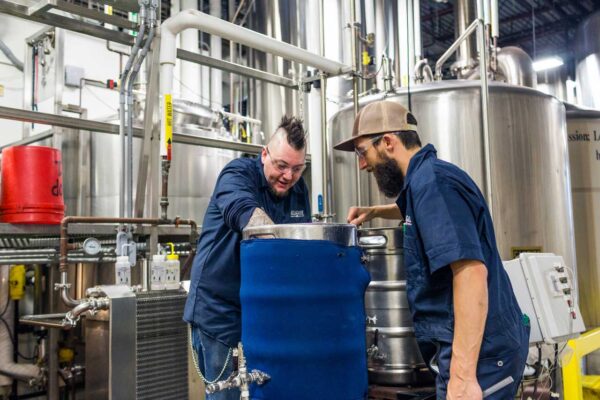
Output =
[
  {"x1": 160, "y1": 159, "x2": 171, "y2": 220},
  {"x1": 58, "y1": 216, "x2": 198, "y2": 306}
]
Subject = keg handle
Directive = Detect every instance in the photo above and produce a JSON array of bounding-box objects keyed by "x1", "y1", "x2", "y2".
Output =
[
  {"x1": 358, "y1": 235, "x2": 387, "y2": 248},
  {"x1": 247, "y1": 233, "x2": 277, "y2": 239}
]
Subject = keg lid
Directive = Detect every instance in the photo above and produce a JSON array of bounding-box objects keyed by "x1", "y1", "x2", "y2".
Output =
[{"x1": 243, "y1": 223, "x2": 357, "y2": 247}]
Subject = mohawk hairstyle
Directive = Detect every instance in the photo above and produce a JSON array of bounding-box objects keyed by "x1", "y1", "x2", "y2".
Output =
[{"x1": 277, "y1": 115, "x2": 306, "y2": 151}]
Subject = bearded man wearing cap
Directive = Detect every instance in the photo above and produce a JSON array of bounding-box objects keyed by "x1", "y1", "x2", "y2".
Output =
[{"x1": 335, "y1": 100, "x2": 529, "y2": 400}]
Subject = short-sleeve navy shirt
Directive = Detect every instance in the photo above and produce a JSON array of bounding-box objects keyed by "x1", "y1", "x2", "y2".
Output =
[
  {"x1": 184, "y1": 156, "x2": 311, "y2": 347},
  {"x1": 396, "y1": 144, "x2": 523, "y2": 349}
]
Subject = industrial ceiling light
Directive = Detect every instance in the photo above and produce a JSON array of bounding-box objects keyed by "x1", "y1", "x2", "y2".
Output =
[{"x1": 532, "y1": 56, "x2": 564, "y2": 72}]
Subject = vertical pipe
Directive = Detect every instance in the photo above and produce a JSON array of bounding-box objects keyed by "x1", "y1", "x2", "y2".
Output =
[
  {"x1": 476, "y1": 0, "x2": 493, "y2": 219},
  {"x1": 407, "y1": 0, "x2": 415, "y2": 81},
  {"x1": 307, "y1": 0, "x2": 323, "y2": 212},
  {"x1": 491, "y1": 0, "x2": 499, "y2": 38},
  {"x1": 180, "y1": 0, "x2": 202, "y2": 102},
  {"x1": 455, "y1": 0, "x2": 478, "y2": 70},
  {"x1": 413, "y1": 0, "x2": 422, "y2": 59},
  {"x1": 374, "y1": 0, "x2": 386, "y2": 90},
  {"x1": 350, "y1": 0, "x2": 362, "y2": 207},
  {"x1": 47, "y1": 266, "x2": 59, "y2": 400},
  {"x1": 320, "y1": 73, "x2": 329, "y2": 217},
  {"x1": 397, "y1": 0, "x2": 410, "y2": 86},
  {"x1": 210, "y1": 0, "x2": 222, "y2": 109},
  {"x1": 119, "y1": 10, "x2": 147, "y2": 219}
]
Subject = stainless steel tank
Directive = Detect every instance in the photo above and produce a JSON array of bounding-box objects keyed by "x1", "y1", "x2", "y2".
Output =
[
  {"x1": 565, "y1": 103, "x2": 600, "y2": 372},
  {"x1": 575, "y1": 11, "x2": 600, "y2": 108},
  {"x1": 359, "y1": 227, "x2": 433, "y2": 386},
  {"x1": 330, "y1": 80, "x2": 576, "y2": 269},
  {"x1": 58, "y1": 125, "x2": 238, "y2": 222}
]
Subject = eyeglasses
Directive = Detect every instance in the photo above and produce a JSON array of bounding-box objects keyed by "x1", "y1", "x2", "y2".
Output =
[
  {"x1": 265, "y1": 147, "x2": 306, "y2": 175},
  {"x1": 355, "y1": 135, "x2": 383, "y2": 159}
]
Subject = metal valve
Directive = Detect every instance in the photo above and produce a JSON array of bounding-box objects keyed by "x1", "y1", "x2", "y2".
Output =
[{"x1": 205, "y1": 342, "x2": 270, "y2": 400}]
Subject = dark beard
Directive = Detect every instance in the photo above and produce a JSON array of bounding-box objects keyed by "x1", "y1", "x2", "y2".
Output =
[
  {"x1": 373, "y1": 156, "x2": 404, "y2": 198},
  {"x1": 268, "y1": 185, "x2": 288, "y2": 199}
]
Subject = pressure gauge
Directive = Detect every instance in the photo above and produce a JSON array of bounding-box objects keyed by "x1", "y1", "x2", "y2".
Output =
[{"x1": 83, "y1": 237, "x2": 102, "y2": 256}]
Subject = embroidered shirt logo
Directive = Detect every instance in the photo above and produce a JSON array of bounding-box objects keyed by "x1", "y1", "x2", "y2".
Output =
[
  {"x1": 291, "y1": 210, "x2": 304, "y2": 218},
  {"x1": 404, "y1": 215, "x2": 413, "y2": 226}
]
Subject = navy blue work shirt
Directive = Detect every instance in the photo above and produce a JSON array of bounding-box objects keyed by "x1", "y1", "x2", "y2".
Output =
[
  {"x1": 183, "y1": 156, "x2": 311, "y2": 347},
  {"x1": 396, "y1": 144, "x2": 526, "y2": 362}
]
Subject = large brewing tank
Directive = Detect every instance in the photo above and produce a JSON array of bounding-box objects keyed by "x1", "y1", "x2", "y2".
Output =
[
  {"x1": 58, "y1": 123, "x2": 237, "y2": 222},
  {"x1": 241, "y1": 223, "x2": 369, "y2": 400},
  {"x1": 575, "y1": 11, "x2": 600, "y2": 108},
  {"x1": 565, "y1": 103, "x2": 600, "y2": 371},
  {"x1": 330, "y1": 80, "x2": 576, "y2": 269},
  {"x1": 359, "y1": 227, "x2": 433, "y2": 386}
]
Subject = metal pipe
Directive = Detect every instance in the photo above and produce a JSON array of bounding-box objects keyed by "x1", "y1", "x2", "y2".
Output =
[
  {"x1": 434, "y1": 19, "x2": 479, "y2": 79},
  {"x1": 475, "y1": 2, "x2": 493, "y2": 218},
  {"x1": 0, "y1": 39, "x2": 23, "y2": 71},
  {"x1": 350, "y1": 0, "x2": 362, "y2": 207},
  {"x1": 19, "y1": 313, "x2": 70, "y2": 329},
  {"x1": 319, "y1": 72, "x2": 329, "y2": 218},
  {"x1": 218, "y1": 110, "x2": 261, "y2": 125},
  {"x1": 160, "y1": 160, "x2": 170, "y2": 220},
  {"x1": 414, "y1": 58, "x2": 433, "y2": 83},
  {"x1": 120, "y1": 5, "x2": 147, "y2": 219},
  {"x1": 177, "y1": 48, "x2": 296, "y2": 89},
  {"x1": 160, "y1": 10, "x2": 350, "y2": 83},
  {"x1": 413, "y1": 0, "x2": 422, "y2": 59},
  {"x1": 491, "y1": 0, "x2": 499, "y2": 38},
  {"x1": 142, "y1": 258, "x2": 149, "y2": 291},
  {"x1": 64, "y1": 298, "x2": 110, "y2": 327},
  {"x1": 58, "y1": 216, "x2": 197, "y2": 306},
  {"x1": 127, "y1": 15, "x2": 156, "y2": 219},
  {"x1": 58, "y1": 271, "x2": 80, "y2": 307}
]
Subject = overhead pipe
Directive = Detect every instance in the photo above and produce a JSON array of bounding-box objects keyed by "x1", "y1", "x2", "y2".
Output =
[{"x1": 160, "y1": 10, "x2": 351, "y2": 94}]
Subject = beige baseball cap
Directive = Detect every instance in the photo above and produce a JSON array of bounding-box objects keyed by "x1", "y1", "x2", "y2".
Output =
[{"x1": 334, "y1": 100, "x2": 418, "y2": 152}]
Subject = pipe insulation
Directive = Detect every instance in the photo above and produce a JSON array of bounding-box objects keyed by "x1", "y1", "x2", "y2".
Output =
[
  {"x1": 0, "y1": 266, "x2": 41, "y2": 386},
  {"x1": 159, "y1": 10, "x2": 350, "y2": 92}
]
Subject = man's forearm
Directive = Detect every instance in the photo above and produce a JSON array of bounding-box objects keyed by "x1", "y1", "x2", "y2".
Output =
[
  {"x1": 450, "y1": 260, "x2": 488, "y2": 381},
  {"x1": 374, "y1": 204, "x2": 402, "y2": 220},
  {"x1": 246, "y1": 207, "x2": 274, "y2": 227}
]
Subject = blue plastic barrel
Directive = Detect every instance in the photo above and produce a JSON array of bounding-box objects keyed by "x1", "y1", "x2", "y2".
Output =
[{"x1": 240, "y1": 237, "x2": 370, "y2": 400}]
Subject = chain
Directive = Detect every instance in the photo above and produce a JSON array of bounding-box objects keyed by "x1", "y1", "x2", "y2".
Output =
[{"x1": 188, "y1": 324, "x2": 233, "y2": 384}]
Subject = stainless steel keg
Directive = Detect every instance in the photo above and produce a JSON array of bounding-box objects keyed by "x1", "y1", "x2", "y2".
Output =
[
  {"x1": 359, "y1": 227, "x2": 434, "y2": 386},
  {"x1": 243, "y1": 223, "x2": 357, "y2": 246}
]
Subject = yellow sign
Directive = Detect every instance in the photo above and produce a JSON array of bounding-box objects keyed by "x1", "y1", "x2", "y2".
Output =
[
  {"x1": 511, "y1": 246, "x2": 543, "y2": 259},
  {"x1": 162, "y1": 94, "x2": 173, "y2": 160}
]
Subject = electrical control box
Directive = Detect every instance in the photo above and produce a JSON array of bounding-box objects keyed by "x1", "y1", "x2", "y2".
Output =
[{"x1": 503, "y1": 253, "x2": 585, "y2": 344}]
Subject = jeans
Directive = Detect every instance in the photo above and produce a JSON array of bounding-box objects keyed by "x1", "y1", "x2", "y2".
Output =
[{"x1": 191, "y1": 326, "x2": 239, "y2": 400}]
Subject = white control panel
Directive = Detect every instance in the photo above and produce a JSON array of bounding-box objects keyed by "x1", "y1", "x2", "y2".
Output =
[{"x1": 503, "y1": 253, "x2": 585, "y2": 344}]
